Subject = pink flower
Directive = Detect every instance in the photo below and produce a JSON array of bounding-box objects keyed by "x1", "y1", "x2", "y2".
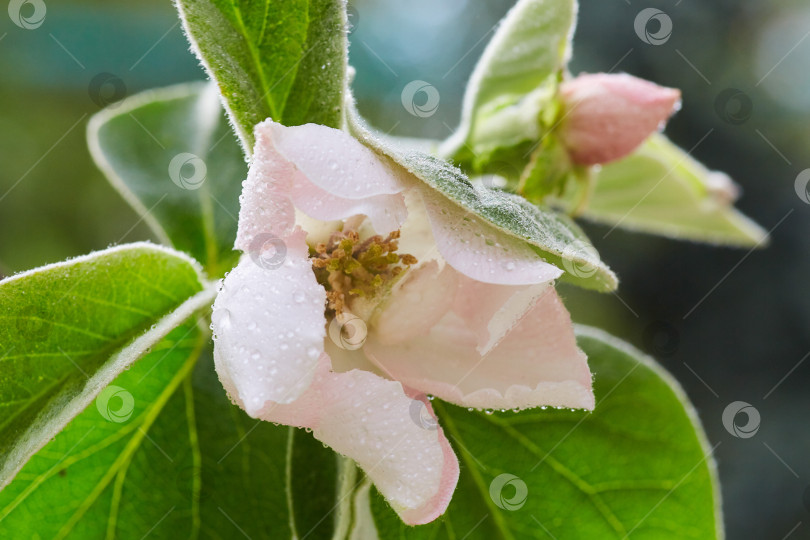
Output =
[
  {"x1": 211, "y1": 120, "x2": 594, "y2": 524},
  {"x1": 559, "y1": 73, "x2": 681, "y2": 165}
]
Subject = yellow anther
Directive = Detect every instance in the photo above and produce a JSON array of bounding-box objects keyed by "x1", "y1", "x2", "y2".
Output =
[{"x1": 310, "y1": 227, "x2": 417, "y2": 315}]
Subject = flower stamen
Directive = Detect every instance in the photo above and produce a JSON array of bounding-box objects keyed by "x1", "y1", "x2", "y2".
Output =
[{"x1": 311, "y1": 228, "x2": 416, "y2": 314}]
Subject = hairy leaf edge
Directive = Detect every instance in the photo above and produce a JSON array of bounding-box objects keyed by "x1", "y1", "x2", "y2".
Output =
[
  {"x1": 173, "y1": 0, "x2": 254, "y2": 155},
  {"x1": 0, "y1": 243, "x2": 217, "y2": 491},
  {"x1": 438, "y1": 0, "x2": 578, "y2": 159},
  {"x1": 86, "y1": 82, "x2": 223, "y2": 251},
  {"x1": 574, "y1": 324, "x2": 725, "y2": 540}
]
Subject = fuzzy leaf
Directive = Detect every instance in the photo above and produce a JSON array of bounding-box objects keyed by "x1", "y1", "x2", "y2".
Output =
[
  {"x1": 440, "y1": 0, "x2": 576, "y2": 166},
  {"x1": 88, "y1": 83, "x2": 245, "y2": 276},
  {"x1": 0, "y1": 243, "x2": 212, "y2": 491},
  {"x1": 0, "y1": 328, "x2": 344, "y2": 539},
  {"x1": 176, "y1": 0, "x2": 348, "y2": 152},
  {"x1": 564, "y1": 134, "x2": 769, "y2": 247}
]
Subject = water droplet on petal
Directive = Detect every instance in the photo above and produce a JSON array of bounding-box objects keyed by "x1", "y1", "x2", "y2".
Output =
[{"x1": 212, "y1": 308, "x2": 232, "y2": 329}]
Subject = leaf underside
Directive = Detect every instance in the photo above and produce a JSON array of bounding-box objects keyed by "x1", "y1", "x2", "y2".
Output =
[{"x1": 560, "y1": 135, "x2": 769, "y2": 247}]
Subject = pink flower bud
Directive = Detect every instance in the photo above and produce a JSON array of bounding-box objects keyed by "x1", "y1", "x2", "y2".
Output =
[{"x1": 559, "y1": 73, "x2": 681, "y2": 165}]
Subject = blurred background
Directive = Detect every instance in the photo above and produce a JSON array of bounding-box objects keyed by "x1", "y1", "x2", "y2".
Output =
[{"x1": 1, "y1": 0, "x2": 808, "y2": 537}]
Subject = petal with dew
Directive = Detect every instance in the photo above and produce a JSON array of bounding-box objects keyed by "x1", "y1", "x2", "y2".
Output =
[
  {"x1": 236, "y1": 121, "x2": 410, "y2": 251},
  {"x1": 234, "y1": 128, "x2": 298, "y2": 251},
  {"x1": 419, "y1": 189, "x2": 562, "y2": 286},
  {"x1": 212, "y1": 231, "x2": 327, "y2": 415},
  {"x1": 365, "y1": 285, "x2": 594, "y2": 411},
  {"x1": 242, "y1": 355, "x2": 459, "y2": 525},
  {"x1": 266, "y1": 121, "x2": 410, "y2": 198},
  {"x1": 263, "y1": 121, "x2": 409, "y2": 237},
  {"x1": 290, "y1": 179, "x2": 408, "y2": 235}
]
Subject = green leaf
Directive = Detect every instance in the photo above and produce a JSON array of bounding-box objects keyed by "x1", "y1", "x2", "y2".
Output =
[
  {"x1": 88, "y1": 83, "x2": 246, "y2": 276},
  {"x1": 440, "y1": 0, "x2": 576, "y2": 166},
  {"x1": 560, "y1": 134, "x2": 769, "y2": 247},
  {"x1": 176, "y1": 0, "x2": 348, "y2": 152},
  {"x1": 364, "y1": 325, "x2": 722, "y2": 539},
  {"x1": 348, "y1": 108, "x2": 618, "y2": 292},
  {"x1": 517, "y1": 133, "x2": 576, "y2": 202},
  {"x1": 0, "y1": 243, "x2": 213, "y2": 492},
  {"x1": 0, "y1": 327, "x2": 346, "y2": 539}
]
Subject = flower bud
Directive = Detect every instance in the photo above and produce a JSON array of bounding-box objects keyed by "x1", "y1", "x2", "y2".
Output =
[{"x1": 559, "y1": 73, "x2": 681, "y2": 165}]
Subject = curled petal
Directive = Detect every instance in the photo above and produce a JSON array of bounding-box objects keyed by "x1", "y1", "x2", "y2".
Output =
[
  {"x1": 560, "y1": 73, "x2": 681, "y2": 165},
  {"x1": 419, "y1": 189, "x2": 562, "y2": 286},
  {"x1": 212, "y1": 232, "x2": 327, "y2": 415},
  {"x1": 236, "y1": 121, "x2": 410, "y2": 251},
  {"x1": 267, "y1": 121, "x2": 410, "y2": 199},
  {"x1": 451, "y1": 273, "x2": 552, "y2": 355},
  {"x1": 248, "y1": 355, "x2": 459, "y2": 525},
  {"x1": 365, "y1": 285, "x2": 594, "y2": 411},
  {"x1": 235, "y1": 128, "x2": 298, "y2": 249}
]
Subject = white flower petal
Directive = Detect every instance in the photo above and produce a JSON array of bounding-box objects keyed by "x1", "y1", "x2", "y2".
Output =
[
  {"x1": 249, "y1": 355, "x2": 459, "y2": 525},
  {"x1": 419, "y1": 189, "x2": 562, "y2": 285},
  {"x1": 236, "y1": 121, "x2": 411, "y2": 251},
  {"x1": 267, "y1": 121, "x2": 411, "y2": 198},
  {"x1": 365, "y1": 285, "x2": 594, "y2": 411},
  {"x1": 212, "y1": 233, "x2": 327, "y2": 415},
  {"x1": 372, "y1": 260, "x2": 459, "y2": 345}
]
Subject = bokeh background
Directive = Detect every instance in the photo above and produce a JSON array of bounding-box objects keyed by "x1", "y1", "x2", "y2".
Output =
[{"x1": 1, "y1": 0, "x2": 808, "y2": 538}]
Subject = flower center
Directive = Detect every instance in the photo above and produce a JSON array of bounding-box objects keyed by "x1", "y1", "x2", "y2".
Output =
[{"x1": 310, "y1": 228, "x2": 417, "y2": 315}]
